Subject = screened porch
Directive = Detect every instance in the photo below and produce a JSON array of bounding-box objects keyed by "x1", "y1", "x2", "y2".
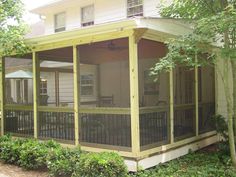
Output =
[{"x1": 0, "y1": 20, "x2": 216, "y2": 159}]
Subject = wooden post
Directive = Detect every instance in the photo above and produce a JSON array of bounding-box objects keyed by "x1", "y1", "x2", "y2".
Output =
[
  {"x1": 195, "y1": 54, "x2": 199, "y2": 136},
  {"x1": 129, "y1": 34, "x2": 140, "y2": 155},
  {"x1": 73, "y1": 45, "x2": 80, "y2": 146},
  {"x1": 33, "y1": 52, "x2": 40, "y2": 139},
  {"x1": 55, "y1": 71, "x2": 60, "y2": 106},
  {"x1": 0, "y1": 57, "x2": 5, "y2": 136},
  {"x1": 169, "y1": 68, "x2": 174, "y2": 143}
]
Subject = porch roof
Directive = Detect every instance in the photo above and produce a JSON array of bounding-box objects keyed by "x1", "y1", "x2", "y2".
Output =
[{"x1": 26, "y1": 18, "x2": 193, "y2": 52}]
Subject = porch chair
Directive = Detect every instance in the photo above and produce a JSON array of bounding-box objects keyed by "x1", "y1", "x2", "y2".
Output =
[{"x1": 99, "y1": 95, "x2": 114, "y2": 107}]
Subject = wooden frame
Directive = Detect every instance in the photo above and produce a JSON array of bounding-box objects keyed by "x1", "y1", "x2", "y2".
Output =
[
  {"x1": 0, "y1": 57, "x2": 5, "y2": 136},
  {"x1": 73, "y1": 45, "x2": 80, "y2": 146},
  {"x1": 129, "y1": 32, "x2": 140, "y2": 155},
  {"x1": 33, "y1": 52, "x2": 40, "y2": 138},
  {"x1": 195, "y1": 53, "x2": 199, "y2": 136}
]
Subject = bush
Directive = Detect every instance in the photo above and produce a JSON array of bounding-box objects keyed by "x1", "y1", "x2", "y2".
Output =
[
  {"x1": 18, "y1": 139, "x2": 52, "y2": 169},
  {"x1": 0, "y1": 135, "x2": 26, "y2": 164},
  {"x1": 47, "y1": 147, "x2": 81, "y2": 177},
  {"x1": 73, "y1": 152, "x2": 128, "y2": 177},
  {"x1": 0, "y1": 137, "x2": 25, "y2": 164},
  {"x1": 0, "y1": 134, "x2": 12, "y2": 143}
]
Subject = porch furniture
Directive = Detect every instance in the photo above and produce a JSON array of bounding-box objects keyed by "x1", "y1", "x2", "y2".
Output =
[
  {"x1": 40, "y1": 95, "x2": 49, "y2": 106},
  {"x1": 99, "y1": 95, "x2": 114, "y2": 107}
]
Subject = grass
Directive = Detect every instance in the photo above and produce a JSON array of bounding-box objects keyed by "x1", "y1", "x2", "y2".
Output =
[{"x1": 131, "y1": 146, "x2": 236, "y2": 177}]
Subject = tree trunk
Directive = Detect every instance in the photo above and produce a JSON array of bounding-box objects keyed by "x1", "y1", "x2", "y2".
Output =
[{"x1": 223, "y1": 59, "x2": 236, "y2": 167}]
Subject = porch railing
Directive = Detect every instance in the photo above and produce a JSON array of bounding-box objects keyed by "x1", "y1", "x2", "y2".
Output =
[
  {"x1": 38, "y1": 107, "x2": 75, "y2": 143},
  {"x1": 174, "y1": 104, "x2": 195, "y2": 141},
  {"x1": 79, "y1": 108, "x2": 131, "y2": 151},
  {"x1": 199, "y1": 102, "x2": 215, "y2": 134},
  {"x1": 139, "y1": 106, "x2": 169, "y2": 150},
  {"x1": 4, "y1": 105, "x2": 34, "y2": 137}
]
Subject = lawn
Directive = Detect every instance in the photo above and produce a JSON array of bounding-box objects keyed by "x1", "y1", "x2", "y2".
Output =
[{"x1": 131, "y1": 145, "x2": 236, "y2": 177}]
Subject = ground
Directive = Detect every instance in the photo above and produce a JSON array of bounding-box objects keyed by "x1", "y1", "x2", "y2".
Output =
[{"x1": 0, "y1": 163, "x2": 48, "y2": 177}]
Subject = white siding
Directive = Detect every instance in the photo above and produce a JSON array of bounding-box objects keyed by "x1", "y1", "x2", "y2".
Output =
[
  {"x1": 100, "y1": 60, "x2": 130, "y2": 107},
  {"x1": 216, "y1": 58, "x2": 232, "y2": 118},
  {"x1": 59, "y1": 72, "x2": 74, "y2": 105},
  {"x1": 95, "y1": 0, "x2": 126, "y2": 24},
  {"x1": 143, "y1": 0, "x2": 161, "y2": 17},
  {"x1": 40, "y1": 0, "x2": 170, "y2": 35}
]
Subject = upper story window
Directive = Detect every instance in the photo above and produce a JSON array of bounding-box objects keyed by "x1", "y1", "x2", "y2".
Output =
[
  {"x1": 127, "y1": 0, "x2": 143, "y2": 18},
  {"x1": 81, "y1": 5, "x2": 94, "y2": 27},
  {"x1": 54, "y1": 12, "x2": 66, "y2": 32}
]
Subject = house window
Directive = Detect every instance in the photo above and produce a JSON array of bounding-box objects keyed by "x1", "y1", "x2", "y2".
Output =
[
  {"x1": 54, "y1": 12, "x2": 66, "y2": 32},
  {"x1": 81, "y1": 74, "x2": 94, "y2": 96},
  {"x1": 40, "y1": 80, "x2": 47, "y2": 95},
  {"x1": 81, "y1": 5, "x2": 94, "y2": 27},
  {"x1": 127, "y1": 0, "x2": 143, "y2": 17}
]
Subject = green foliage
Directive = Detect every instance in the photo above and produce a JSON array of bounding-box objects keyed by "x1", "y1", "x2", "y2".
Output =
[
  {"x1": 152, "y1": 0, "x2": 236, "y2": 76},
  {"x1": 18, "y1": 139, "x2": 61, "y2": 170},
  {"x1": 0, "y1": 137, "x2": 25, "y2": 164},
  {"x1": 47, "y1": 147, "x2": 81, "y2": 177},
  {"x1": 0, "y1": 136, "x2": 128, "y2": 176},
  {"x1": 0, "y1": 0, "x2": 30, "y2": 56},
  {"x1": 211, "y1": 114, "x2": 228, "y2": 140},
  {"x1": 18, "y1": 139, "x2": 49, "y2": 169},
  {"x1": 73, "y1": 152, "x2": 128, "y2": 177},
  {"x1": 131, "y1": 151, "x2": 236, "y2": 177}
]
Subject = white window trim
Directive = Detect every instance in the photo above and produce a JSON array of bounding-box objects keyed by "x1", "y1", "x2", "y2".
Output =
[
  {"x1": 127, "y1": 0, "x2": 143, "y2": 18},
  {"x1": 80, "y1": 74, "x2": 95, "y2": 97},
  {"x1": 54, "y1": 12, "x2": 66, "y2": 32},
  {"x1": 81, "y1": 4, "x2": 95, "y2": 27}
]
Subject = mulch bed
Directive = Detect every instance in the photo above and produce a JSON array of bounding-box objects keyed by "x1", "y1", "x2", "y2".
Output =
[{"x1": 0, "y1": 162, "x2": 48, "y2": 177}]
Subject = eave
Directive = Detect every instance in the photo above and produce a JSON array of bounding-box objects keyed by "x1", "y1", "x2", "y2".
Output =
[{"x1": 26, "y1": 18, "x2": 193, "y2": 52}]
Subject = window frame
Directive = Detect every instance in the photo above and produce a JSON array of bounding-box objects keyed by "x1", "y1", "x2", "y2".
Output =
[
  {"x1": 40, "y1": 79, "x2": 48, "y2": 96},
  {"x1": 54, "y1": 12, "x2": 66, "y2": 33},
  {"x1": 127, "y1": 0, "x2": 143, "y2": 18},
  {"x1": 80, "y1": 74, "x2": 95, "y2": 97},
  {"x1": 81, "y1": 4, "x2": 95, "y2": 27}
]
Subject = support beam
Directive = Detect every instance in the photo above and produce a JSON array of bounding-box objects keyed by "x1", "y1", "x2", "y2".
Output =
[
  {"x1": 55, "y1": 71, "x2": 60, "y2": 106},
  {"x1": 169, "y1": 68, "x2": 174, "y2": 143},
  {"x1": 0, "y1": 57, "x2": 5, "y2": 136},
  {"x1": 73, "y1": 45, "x2": 80, "y2": 146},
  {"x1": 195, "y1": 54, "x2": 199, "y2": 136},
  {"x1": 33, "y1": 52, "x2": 40, "y2": 139},
  {"x1": 129, "y1": 34, "x2": 140, "y2": 155}
]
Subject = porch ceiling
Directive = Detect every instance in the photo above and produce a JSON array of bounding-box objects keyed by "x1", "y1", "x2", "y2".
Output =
[{"x1": 38, "y1": 38, "x2": 167, "y2": 64}]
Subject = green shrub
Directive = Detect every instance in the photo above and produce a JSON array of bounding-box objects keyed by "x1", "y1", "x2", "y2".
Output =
[
  {"x1": 0, "y1": 134, "x2": 12, "y2": 143},
  {"x1": 47, "y1": 147, "x2": 81, "y2": 177},
  {"x1": 18, "y1": 139, "x2": 49, "y2": 169},
  {"x1": 0, "y1": 138, "x2": 25, "y2": 164},
  {"x1": 73, "y1": 152, "x2": 128, "y2": 177}
]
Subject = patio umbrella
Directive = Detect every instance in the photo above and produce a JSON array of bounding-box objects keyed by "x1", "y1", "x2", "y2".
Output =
[
  {"x1": 5, "y1": 70, "x2": 43, "y2": 104},
  {"x1": 5, "y1": 70, "x2": 33, "y2": 79}
]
